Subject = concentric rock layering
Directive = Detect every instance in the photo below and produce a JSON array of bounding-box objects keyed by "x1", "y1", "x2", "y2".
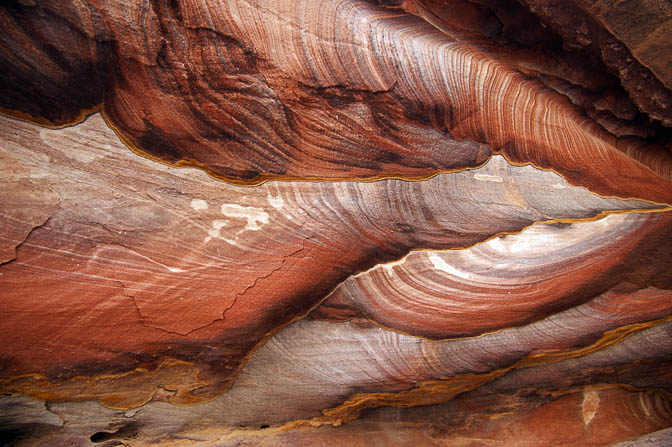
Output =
[{"x1": 1, "y1": 0, "x2": 671, "y2": 446}]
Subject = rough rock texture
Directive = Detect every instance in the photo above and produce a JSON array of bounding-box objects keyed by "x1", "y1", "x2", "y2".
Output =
[{"x1": 1, "y1": 0, "x2": 671, "y2": 446}]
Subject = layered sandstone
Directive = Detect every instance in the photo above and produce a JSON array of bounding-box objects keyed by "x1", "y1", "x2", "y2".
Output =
[{"x1": 1, "y1": 0, "x2": 671, "y2": 446}]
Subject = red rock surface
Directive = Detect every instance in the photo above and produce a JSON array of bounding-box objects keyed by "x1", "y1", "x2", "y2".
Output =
[
  {"x1": 316, "y1": 212, "x2": 672, "y2": 337},
  {"x1": 0, "y1": 0, "x2": 671, "y2": 445},
  {"x1": 2, "y1": 0, "x2": 672, "y2": 199}
]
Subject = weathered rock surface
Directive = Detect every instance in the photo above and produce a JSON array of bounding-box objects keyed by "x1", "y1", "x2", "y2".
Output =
[
  {"x1": 1, "y1": 0, "x2": 671, "y2": 445},
  {"x1": 2, "y1": 0, "x2": 672, "y2": 200}
]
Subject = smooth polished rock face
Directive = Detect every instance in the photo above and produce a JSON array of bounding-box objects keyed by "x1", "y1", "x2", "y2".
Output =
[{"x1": 0, "y1": 0, "x2": 671, "y2": 446}]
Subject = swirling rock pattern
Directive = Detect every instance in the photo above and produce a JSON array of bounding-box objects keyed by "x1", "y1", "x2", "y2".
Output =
[
  {"x1": 1, "y1": 0, "x2": 672, "y2": 200},
  {"x1": 1, "y1": 0, "x2": 672, "y2": 445},
  {"x1": 317, "y1": 212, "x2": 672, "y2": 338},
  {"x1": 2, "y1": 112, "x2": 660, "y2": 405}
]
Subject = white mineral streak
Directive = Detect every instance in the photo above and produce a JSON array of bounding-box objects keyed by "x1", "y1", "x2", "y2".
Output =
[
  {"x1": 582, "y1": 390, "x2": 600, "y2": 426},
  {"x1": 473, "y1": 173, "x2": 503, "y2": 182},
  {"x1": 205, "y1": 219, "x2": 230, "y2": 243},
  {"x1": 267, "y1": 193, "x2": 284, "y2": 209},
  {"x1": 191, "y1": 199, "x2": 209, "y2": 210},
  {"x1": 428, "y1": 253, "x2": 473, "y2": 280},
  {"x1": 220, "y1": 204, "x2": 270, "y2": 231}
]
